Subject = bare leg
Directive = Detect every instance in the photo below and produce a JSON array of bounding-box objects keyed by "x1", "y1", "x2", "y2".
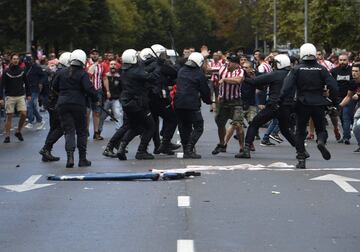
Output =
[
  {"x1": 224, "y1": 125, "x2": 236, "y2": 145},
  {"x1": 93, "y1": 111, "x2": 100, "y2": 133},
  {"x1": 5, "y1": 113, "x2": 13, "y2": 137},
  {"x1": 18, "y1": 111, "x2": 27, "y2": 132}
]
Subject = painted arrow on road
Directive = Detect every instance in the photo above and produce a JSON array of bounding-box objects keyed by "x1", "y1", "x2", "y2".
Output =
[
  {"x1": 310, "y1": 174, "x2": 360, "y2": 193},
  {"x1": 1, "y1": 175, "x2": 54, "y2": 192}
]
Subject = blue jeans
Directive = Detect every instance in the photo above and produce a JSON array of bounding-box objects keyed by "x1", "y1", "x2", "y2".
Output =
[
  {"x1": 263, "y1": 119, "x2": 279, "y2": 141},
  {"x1": 98, "y1": 99, "x2": 123, "y2": 132},
  {"x1": 352, "y1": 108, "x2": 360, "y2": 147},
  {"x1": 27, "y1": 92, "x2": 42, "y2": 123},
  {"x1": 341, "y1": 99, "x2": 356, "y2": 140}
]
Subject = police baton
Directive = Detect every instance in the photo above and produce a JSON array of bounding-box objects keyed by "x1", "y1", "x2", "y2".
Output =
[{"x1": 97, "y1": 105, "x2": 119, "y2": 123}]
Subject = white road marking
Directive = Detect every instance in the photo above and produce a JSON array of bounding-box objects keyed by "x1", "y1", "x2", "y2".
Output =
[
  {"x1": 176, "y1": 139, "x2": 181, "y2": 145},
  {"x1": 177, "y1": 152, "x2": 184, "y2": 158},
  {"x1": 152, "y1": 162, "x2": 360, "y2": 173},
  {"x1": 311, "y1": 174, "x2": 360, "y2": 193},
  {"x1": 178, "y1": 196, "x2": 191, "y2": 208},
  {"x1": 177, "y1": 240, "x2": 194, "y2": 252},
  {"x1": 0, "y1": 175, "x2": 54, "y2": 192},
  {"x1": 176, "y1": 130, "x2": 180, "y2": 135}
]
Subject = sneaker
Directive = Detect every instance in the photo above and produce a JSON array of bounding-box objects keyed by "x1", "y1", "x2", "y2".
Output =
[
  {"x1": 353, "y1": 147, "x2": 360, "y2": 153},
  {"x1": 3, "y1": 136, "x2": 10, "y2": 143},
  {"x1": 334, "y1": 128, "x2": 341, "y2": 141},
  {"x1": 344, "y1": 139, "x2": 350, "y2": 145},
  {"x1": 260, "y1": 140, "x2": 275, "y2": 146},
  {"x1": 212, "y1": 144, "x2": 227, "y2": 155},
  {"x1": 25, "y1": 123, "x2": 33, "y2": 129},
  {"x1": 306, "y1": 133, "x2": 314, "y2": 140},
  {"x1": 250, "y1": 143, "x2": 256, "y2": 152},
  {"x1": 14, "y1": 132, "x2": 24, "y2": 141},
  {"x1": 93, "y1": 132, "x2": 104, "y2": 140},
  {"x1": 269, "y1": 134, "x2": 283, "y2": 143},
  {"x1": 36, "y1": 121, "x2": 45, "y2": 130}
]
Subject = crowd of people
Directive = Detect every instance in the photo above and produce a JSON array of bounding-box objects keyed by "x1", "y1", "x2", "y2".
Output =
[{"x1": 0, "y1": 43, "x2": 359, "y2": 169}]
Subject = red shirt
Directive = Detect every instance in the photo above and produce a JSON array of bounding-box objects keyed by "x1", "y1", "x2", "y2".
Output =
[{"x1": 208, "y1": 59, "x2": 223, "y2": 86}]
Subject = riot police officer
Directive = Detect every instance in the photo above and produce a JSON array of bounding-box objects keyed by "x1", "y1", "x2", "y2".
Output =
[
  {"x1": 147, "y1": 44, "x2": 178, "y2": 155},
  {"x1": 236, "y1": 54, "x2": 297, "y2": 159},
  {"x1": 116, "y1": 49, "x2": 160, "y2": 160},
  {"x1": 39, "y1": 52, "x2": 71, "y2": 162},
  {"x1": 281, "y1": 43, "x2": 339, "y2": 169},
  {"x1": 175, "y1": 52, "x2": 212, "y2": 158},
  {"x1": 53, "y1": 49, "x2": 99, "y2": 168}
]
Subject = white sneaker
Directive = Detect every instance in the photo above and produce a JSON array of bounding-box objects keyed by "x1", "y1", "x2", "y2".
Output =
[
  {"x1": 25, "y1": 123, "x2": 33, "y2": 129},
  {"x1": 36, "y1": 121, "x2": 45, "y2": 130}
]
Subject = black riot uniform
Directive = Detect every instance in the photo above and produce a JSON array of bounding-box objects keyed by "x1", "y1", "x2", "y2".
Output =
[
  {"x1": 39, "y1": 65, "x2": 67, "y2": 162},
  {"x1": 116, "y1": 63, "x2": 160, "y2": 160},
  {"x1": 236, "y1": 67, "x2": 297, "y2": 159},
  {"x1": 174, "y1": 61, "x2": 212, "y2": 158},
  {"x1": 53, "y1": 65, "x2": 98, "y2": 168},
  {"x1": 281, "y1": 60, "x2": 339, "y2": 168},
  {"x1": 146, "y1": 58, "x2": 178, "y2": 155}
]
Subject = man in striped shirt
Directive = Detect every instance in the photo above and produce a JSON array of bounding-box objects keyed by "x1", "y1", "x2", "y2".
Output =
[
  {"x1": 316, "y1": 50, "x2": 335, "y2": 72},
  {"x1": 207, "y1": 52, "x2": 223, "y2": 112},
  {"x1": 212, "y1": 53, "x2": 245, "y2": 155},
  {"x1": 86, "y1": 49, "x2": 110, "y2": 140}
]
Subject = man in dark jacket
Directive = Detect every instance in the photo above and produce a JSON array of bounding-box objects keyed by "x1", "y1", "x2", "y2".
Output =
[
  {"x1": 280, "y1": 43, "x2": 339, "y2": 169},
  {"x1": 175, "y1": 52, "x2": 212, "y2": 158},
  {"x1": 236, "y1": 54, "x2": 297, "y2": 159},
  {"x1": 0, "y1": 53, "x2": 31, "y2": 143},
  {"x1": 115, "y1": 49, "x2": 160, "y2": 161},
  {"x1": 24, "y1": 55, "x2": 46, "y2": 130}
]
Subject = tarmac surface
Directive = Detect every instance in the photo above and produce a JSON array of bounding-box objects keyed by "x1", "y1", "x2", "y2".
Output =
[{"x1": 0, "y1": 106, "x2": 359, "y2": 252}]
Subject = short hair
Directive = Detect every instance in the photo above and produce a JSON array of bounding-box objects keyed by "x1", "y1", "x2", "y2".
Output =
[
  {"x1": 352, "y1": 64, "x2": 360, "y2": 69},
  {"x1": 253, "y1": 49, "x2": 261, "y2": 54},
  {"x1": 258, "y1": 54, "x2": 265, "y2": 61},
  {"x1": 10, "y1": 52, "x2": 19, "y2": 59}
]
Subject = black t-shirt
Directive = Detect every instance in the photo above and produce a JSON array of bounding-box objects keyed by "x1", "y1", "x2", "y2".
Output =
[{"x1": 331, "y1": 66, "x2": 352, "y2": 98}]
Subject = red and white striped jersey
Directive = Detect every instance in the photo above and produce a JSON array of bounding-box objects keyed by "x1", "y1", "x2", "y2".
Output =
[
  {"x1": 258, "y1": 62, "x2": 272, "y2": 73},
  {"x1": 218, "y1": 64, "x2": 244, "y2": 101},
  {"x1": 86, "y1": 59, "x2": 106, "y2": 91},
  {"x1": 208, "y1": 59, "x2": 223, "y2": 85},
  {"x1": 318, "y1": 59, "x2": 335, "y2": 72}
]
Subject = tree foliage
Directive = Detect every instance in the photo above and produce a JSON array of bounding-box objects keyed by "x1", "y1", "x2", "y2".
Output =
[{"x1": 0, "y1": 0, "x2": 359, "y2": 53}]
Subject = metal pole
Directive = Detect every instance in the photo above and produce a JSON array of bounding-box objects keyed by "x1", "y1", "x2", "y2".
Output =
[
  {"x1": 304, "y1": 0, "x2": 308, "y2": 43},
  {"x1": 26, "y1": 0, "x2": 31, "y2": 52},
  {"x1": 273, "y1": 0, "x2": 277, "y2": 50}
]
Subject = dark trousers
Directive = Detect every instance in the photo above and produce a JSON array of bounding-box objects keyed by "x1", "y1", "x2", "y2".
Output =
[
  {"x1": 122, "y1": 108, "x2": 155, "y2": 148},
  {"x1": 58, "y1": 104, "x2": 87, "y2": 153},
  {"x1": 108, "y1": 113, "x2": 129, "y2": 148},
  {"x1": 150, "y1": 97, "x2": 177, "y2": 143},
  {"x1": 295, "y1": 102, "x2": 328, "y2": 154},
  {"x1": 44, "y1": 109, "x2": 63, "y2": 150},
  {"x1": 175, "y1": 109, "x2": 204, "y2": 147},
  {"x1": 245, "y1": 104, "x2": 296, "y2": 146}
]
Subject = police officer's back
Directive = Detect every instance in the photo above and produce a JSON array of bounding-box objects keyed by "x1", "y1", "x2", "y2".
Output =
[
  {"x1": 281, "y1": 43, "x2": 339, "y2": 169},
  {"x1": 53, "y1": 49, "x2": 98, "y2": 168},
  {"x1": 175, "y1": 52, "x2": 211, "y2": 159}
]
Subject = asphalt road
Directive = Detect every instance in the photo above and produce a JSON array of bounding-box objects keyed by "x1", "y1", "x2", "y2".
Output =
[{"x1": 0, "y1": 107, "x2": 359, "y2": 252}]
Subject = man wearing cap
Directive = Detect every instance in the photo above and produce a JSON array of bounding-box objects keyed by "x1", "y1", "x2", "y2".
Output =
[
  {"x1": 85, "y1": 49, "x2": 110, "y2": 140},
  {"x1": 212, "y1": 53, "x2": 245, "y2": 155}
]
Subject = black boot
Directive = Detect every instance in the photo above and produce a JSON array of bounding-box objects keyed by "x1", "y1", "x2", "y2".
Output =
[
  {"x1": 66, "y1": 151, "x2": 74, "y2": 168},
  {"x1": 317, "y1": 140, "x2": 331, "y2": 160},
  {"x1": 135, "y1": 142, "x2": 154, "y2": 160},
  {"x1": 116, "y1": 142, "x2": 127, "y2": 160},
  {"x1": 296, "y1": 159, "x2": 306, "y2": 169},
  {"x1": 102, "y1": 143, "x2": 117, "y2": 158},
  {"x1": 235, "y1": 144, "x2": 251, "y2": 158},
  {"x1": 183, "y1": 144, "x2": 201, "y2": 159},
  {"x1": 156, "y1": 139, "x2": 175, "y2": 155},
  {"x1": 78, "y1": 151, "x2": 91, "y2": 167},
  {"x1": 170, "y1": 142, "x2": 181, "y2": 150},
  {"x1": 39, "y1": 147, "x2": 60, "y2": 162}
]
